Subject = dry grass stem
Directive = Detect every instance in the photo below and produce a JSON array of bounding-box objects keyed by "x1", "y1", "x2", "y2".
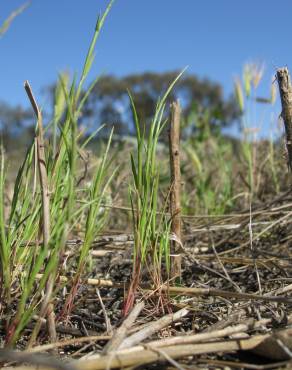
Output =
[{"x1": 24, "y1": 81, "x2": 57, "y2": 345}]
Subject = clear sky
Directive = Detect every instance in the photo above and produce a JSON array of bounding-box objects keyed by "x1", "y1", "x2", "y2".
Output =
[{"x1": 1, "y1": 0, "x2": 292, "y2": 136}]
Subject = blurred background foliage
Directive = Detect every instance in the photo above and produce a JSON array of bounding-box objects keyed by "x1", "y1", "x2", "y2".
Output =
[
  {"x1": 0, "y1": 69, "x2": 240, "y2": 149},
  {"x1": 0, "y1": 1, "x2": 285, "y2": 219}
]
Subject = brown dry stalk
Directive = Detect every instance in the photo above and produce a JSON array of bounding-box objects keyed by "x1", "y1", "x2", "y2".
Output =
[
  {"x1": 277, "y1": 67, "x2": 292, "y2": 172},
  {"x1": 34, "y1": 273, "x2": 291, "y2": 303},
  {"x1": 162, "y1": 285, "x2": 292, "y2": 304},
  {"x1": 118, "y1": 307, "x2": 189, "y2": 350},
  {"x1": 0, "y1": 348, "x2": 73, "y2": 370},
  {"x1": 102, "y1": 301, "x2": 144, "y2": 354},
  {"x1": 146, "y1": 318, "x2": 270, "y2": 348},
  {"x1": 0, "y1": 336, "x2": 267, "y2": 370},
  {"x1": 96, "y1": 318, "x2": 267, "y2": 362},
  {"x1": 96, "y1": 288, "x2": 113, "y2": 335},
  {"x1": 78, "y1": 334, "x2": 268, "y2": 370},
  {"x1": 35, "y1": 273, "x2": 114, "y2": 287},
  {"x1": 169, "y1": 100, "x2": 182, "y2": 244},
  {"x1": 169, "y1": 101, "x2": 182, "y2": 281},
  {"x1": 6, "y1": 327, "x2": 292, "y2": 370},
  {"x1": 27, "y1": 335, "x2": 111, "y2": 354},
  {"x1": 24, "y1": 81, "x2": 56, "y2": 345}
]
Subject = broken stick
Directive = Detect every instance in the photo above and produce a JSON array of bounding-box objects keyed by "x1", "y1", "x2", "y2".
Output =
[
  {"x1": 169, "y1": 101, "x2": 182, "y2": 282},
  {"x1": 277, "y1": 67, "x2": 292, "y2": 172}
]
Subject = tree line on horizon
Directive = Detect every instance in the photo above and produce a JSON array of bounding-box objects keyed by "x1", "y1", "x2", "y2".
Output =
[{"x1": 0, "y1": 70, "x2": 239, "y2": 150}]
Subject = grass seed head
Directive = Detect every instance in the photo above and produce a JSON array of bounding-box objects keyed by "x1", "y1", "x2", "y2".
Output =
[
  {"x1": 243, "y1": 64, "x2": 252, "y2": 97},
  {"x1": 270, "y1": 76, "x2": 277, "y2": 105},
  {"x1": 234, "y1": 77, "x2": 244, "y2": 112}
]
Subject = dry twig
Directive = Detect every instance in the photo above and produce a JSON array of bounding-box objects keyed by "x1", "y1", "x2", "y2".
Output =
[
  {"x1": 24, "y1": 81, "x2": 56, "y2": 345},
  {"x1": 277, "y1": 67, "x2": 292, "y2": 171},
  {"x1": 118, "y1": 307, "x2": 189, "y2": 350},
  {"x1": 169, "y1": 101, "x2": 182, "y2": 281},
  {"x1": 102, "y1": 301, "x2": 144, "y2": 355}
]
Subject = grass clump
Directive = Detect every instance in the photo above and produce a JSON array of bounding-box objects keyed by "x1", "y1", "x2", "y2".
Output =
[
  {"x1": 123, "y1": 72, "x2": 184, "y2": 315},
  {"x1": 0, "y1": 0, "x2": 115, "y2": 346}
]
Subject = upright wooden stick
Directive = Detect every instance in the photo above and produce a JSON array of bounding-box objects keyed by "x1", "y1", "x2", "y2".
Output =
[
  {"x1": 277, "y1": 67, "x2": 292, "y2": 172},
  {"x1": 24, "y1": 81, "x2": 56, "y2": 345},
  {"x1": 169, "y1": 101, "x2": 182, "y2": 281}
]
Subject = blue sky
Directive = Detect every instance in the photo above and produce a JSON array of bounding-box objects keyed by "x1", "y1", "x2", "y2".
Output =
[{"x1": 1, "y1": 0, "x2": 292, "y2": 136}]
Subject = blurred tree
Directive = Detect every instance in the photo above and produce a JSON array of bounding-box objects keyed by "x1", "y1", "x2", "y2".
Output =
[
  {"x1": 0, "y1": 101, "x2": 33, "y2": 149},
  {"x1": 83, "y1": 71, "x2": 239, "y2": 137}
]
